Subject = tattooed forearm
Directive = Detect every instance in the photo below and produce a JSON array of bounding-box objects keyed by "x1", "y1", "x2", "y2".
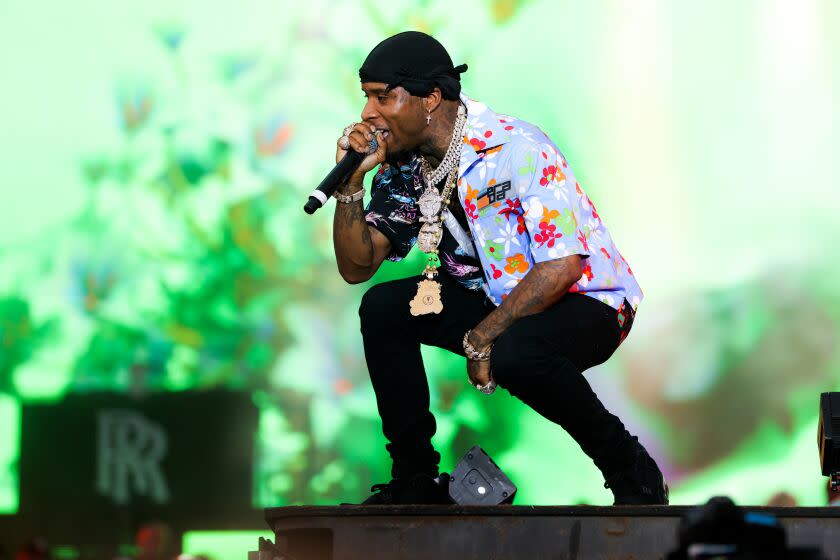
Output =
[
  {"x1": 469, "y1": 255, "x2": 582, "y2": 348},
  {"x1": 337, "y1": 198, "x2": 363, "y2": 228},
  {"x1": 333, "y1": 191, "x2": 378, "y2": 282},
  {"x1": 361, "y1": 220, "x2": 371, "y2": 245}
]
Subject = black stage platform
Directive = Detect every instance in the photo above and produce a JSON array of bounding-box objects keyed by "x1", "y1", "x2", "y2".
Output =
[{"x1": 259, "y1": 505, "x2": 840, "y2": 560}]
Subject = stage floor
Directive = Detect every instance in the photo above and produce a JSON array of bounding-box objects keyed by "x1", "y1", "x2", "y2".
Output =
[{"x1": 261, "y1": 504, "x2": 840, "y2": 560}]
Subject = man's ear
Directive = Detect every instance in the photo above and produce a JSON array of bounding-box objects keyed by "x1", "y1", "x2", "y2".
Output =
[{"x1": 424, "y1": 88, "x2": 443, "y2": 113}]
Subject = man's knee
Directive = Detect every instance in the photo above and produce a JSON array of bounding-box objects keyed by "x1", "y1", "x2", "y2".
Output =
[
  {"x1": 359, "y1": 283, "x2": 387, "y2": 324},
  {"x1": 359, "y1": 280, "x2": 410, "y2": 331},
  {"x1": 490, "y1": 324, "x2": 574, "y2": 389},
  {"x1": 490, "y1": 328, "x2": 530, "y2": 388}
]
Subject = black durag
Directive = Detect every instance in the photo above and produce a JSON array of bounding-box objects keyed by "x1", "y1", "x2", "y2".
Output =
[{"x1": 359, "y1": 31, "x2": 468, "y2": 100}]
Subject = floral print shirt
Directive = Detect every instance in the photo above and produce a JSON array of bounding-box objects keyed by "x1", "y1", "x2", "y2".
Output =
[
  {"x1": 365, "y1": 94, "x2": 643, "y2": 312},
  {"x1": 364, "y1": 160, "x2": 485, "y2": 291}
]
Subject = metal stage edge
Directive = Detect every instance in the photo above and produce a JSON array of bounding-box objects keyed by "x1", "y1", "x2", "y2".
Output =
[{"x1": 259, "y1": 504, "x2": 840, "y2": 560}]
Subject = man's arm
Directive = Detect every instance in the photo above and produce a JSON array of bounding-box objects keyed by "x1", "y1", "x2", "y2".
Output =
[
  {"x1": 464, "y1": 254, "x2": 582, "y2": 389},
  {"x1": 331, "y1": 124, "x2": 392, "y2": 284},
  {"x1": 333, "y1": 179, "x2": 392, "y2": 284},
  {"x1": 469, "y1": 254, "x2": 583, "y2": 349},
  {"x1": 465, "y1": 139, "x2": 589, "y2": 387}
]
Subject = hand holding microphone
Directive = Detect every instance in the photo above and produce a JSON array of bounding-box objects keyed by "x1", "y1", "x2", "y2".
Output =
[
  {"x1": 337, "y1": 123, "x2": 388, "y2": 183},
  {"x1": 303, "y1": 123, "x2": 389, "y2": 214}
]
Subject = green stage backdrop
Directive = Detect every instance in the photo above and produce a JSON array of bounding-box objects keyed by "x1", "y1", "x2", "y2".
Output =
[{"x1": 1, "y1": 0, "x2": 839, "y2": 521}]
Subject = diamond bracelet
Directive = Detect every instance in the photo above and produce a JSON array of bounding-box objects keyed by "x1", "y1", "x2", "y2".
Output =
[
  {"x1": 463, "y1": 329, "x2": 492, "y2": 361},
  {"x1": 333, "y1": 187, "x2": 365, "y2": 204}
]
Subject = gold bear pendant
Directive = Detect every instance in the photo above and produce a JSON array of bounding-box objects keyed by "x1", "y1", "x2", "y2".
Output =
[{"x1": 409, "y1": 279, "x2": 443, "y2": 316}]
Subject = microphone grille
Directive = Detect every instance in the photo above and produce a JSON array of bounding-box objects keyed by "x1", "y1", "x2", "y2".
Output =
[{"x1": 367, "y1": 137, "x2": 379, "y2": 153}]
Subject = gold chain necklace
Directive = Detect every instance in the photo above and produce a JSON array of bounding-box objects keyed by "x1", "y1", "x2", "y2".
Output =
[
  {"x1": 417, "y1": 104, "x2": 466, "y2": 187},
  {"x1": 408, "y1": 104, "x2": 467, "y2": 316}
]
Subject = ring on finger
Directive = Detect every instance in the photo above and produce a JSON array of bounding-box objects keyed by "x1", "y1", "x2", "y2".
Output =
[
  {"x1": 338, "y1": 135, "x2": 350, "y2": 150},
  {"x1": 475, "y1": 379, "x2": 497, "y2": 395},
  {"x1": 343, "y1": 123, "x2": 358, "y2": 136}
]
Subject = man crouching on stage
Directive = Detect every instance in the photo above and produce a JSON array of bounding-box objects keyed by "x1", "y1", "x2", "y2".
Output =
[{"x1": 330, "y1": 31, "x2": 668, "y2": 506}]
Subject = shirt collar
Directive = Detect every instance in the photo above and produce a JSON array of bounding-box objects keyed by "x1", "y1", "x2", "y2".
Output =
[{"x1": 458, "y1": 93, "x2": 510, "y2": 179}]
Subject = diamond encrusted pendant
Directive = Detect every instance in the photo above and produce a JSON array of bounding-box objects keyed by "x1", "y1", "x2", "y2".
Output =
[
  {"x1": 417, "y1": 185, "x2": 443, "y2": 217},
  {"x1": 409, "y1": 144, "x2": 460, "y2": 316},
  {"x1": 417, "y1": 221, "x2": 443, "y2": 253},
  {"x1": 410, "y1": 279, "x2": 443, "y2": 316}
]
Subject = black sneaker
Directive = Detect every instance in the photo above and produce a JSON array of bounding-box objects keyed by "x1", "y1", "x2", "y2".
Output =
[
  {"x1": 361, "y1": 473, "x2": 453, "y2": 505},
  {"x1": 604, "y1": 445, "x2": 669, "y2": 505}
]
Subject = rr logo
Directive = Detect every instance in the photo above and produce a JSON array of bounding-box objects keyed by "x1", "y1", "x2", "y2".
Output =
[{"x1": 96, "y1": 410, "x2": 170, "y2": 505}]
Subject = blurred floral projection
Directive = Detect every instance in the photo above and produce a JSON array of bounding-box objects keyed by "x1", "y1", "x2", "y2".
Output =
[{"x1": 1, "y1": 0, "x2": 839, "y2": 518}]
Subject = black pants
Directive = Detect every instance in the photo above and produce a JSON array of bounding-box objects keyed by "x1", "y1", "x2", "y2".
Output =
[{"x1": 359, "y1": 271, "x2": 637, "y2": 480}]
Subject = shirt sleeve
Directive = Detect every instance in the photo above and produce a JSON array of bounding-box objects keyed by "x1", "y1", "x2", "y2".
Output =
[
  {"x1": 515, "y1": 141, "x2": 590, "y2": 263},
  {"x1": 363, "y1": 163, "x2": 420, "y2": 261}
]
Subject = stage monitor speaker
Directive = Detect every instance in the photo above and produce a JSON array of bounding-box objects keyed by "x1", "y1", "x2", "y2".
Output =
[{"x1": 448, "y1": 445, "x2": 517, "y2": 505}]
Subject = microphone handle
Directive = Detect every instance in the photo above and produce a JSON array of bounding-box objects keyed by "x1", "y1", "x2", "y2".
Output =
[
  {"x1": 303, "y1": 149, "x2": 365, "y2": 214},
  {"x1": 304, "y1": 137, "x2": 378, "y2": 215}
]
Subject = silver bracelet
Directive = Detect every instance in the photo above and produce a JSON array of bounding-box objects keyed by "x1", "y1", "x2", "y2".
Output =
[
  {"x1": 463, "y1": 329, "x2": 491, "y2": 361},
  {"x1": 333, "y1": 187, "x2": 365, "y2": 204}
]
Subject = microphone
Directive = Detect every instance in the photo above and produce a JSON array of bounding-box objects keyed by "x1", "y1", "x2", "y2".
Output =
[{"x1": 303, "y1": 136, "x2": 379, "y2": 214}]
